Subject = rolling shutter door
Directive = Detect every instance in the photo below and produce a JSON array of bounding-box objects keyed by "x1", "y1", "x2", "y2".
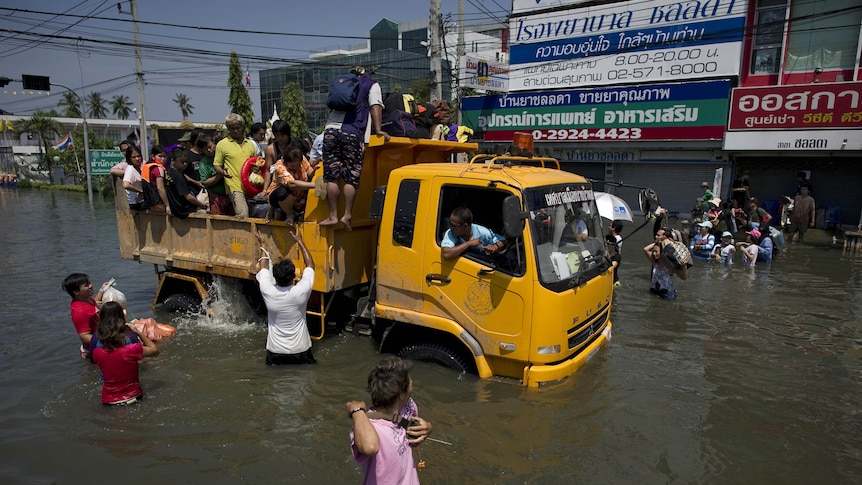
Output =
[{"x1": 614, "y1": 163, "x2": 728, "y2": 217}]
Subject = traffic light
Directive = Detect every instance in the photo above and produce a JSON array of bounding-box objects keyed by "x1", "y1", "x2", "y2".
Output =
[{"x1": 22, "y1": 75, "x2": 50, "y2": 91}]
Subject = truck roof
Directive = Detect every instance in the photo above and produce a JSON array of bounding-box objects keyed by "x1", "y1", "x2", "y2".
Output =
[{"x1": 390, "y1": 159, "x2": 590, "y2": 189}]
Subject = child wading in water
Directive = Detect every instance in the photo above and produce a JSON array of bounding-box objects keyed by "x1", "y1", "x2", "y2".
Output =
[{"x1": 92, "y1": 302, "x2": 159, "y2": 405}]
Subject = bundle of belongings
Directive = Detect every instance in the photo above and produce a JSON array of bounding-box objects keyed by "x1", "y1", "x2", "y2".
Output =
[{"x1": 379, "y1": 92, "x2": 473, "y2": 143}]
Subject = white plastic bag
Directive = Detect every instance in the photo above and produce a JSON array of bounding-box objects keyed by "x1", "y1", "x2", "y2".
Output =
[{"x1": 101, "y1": 284, "x2": 127, "y2": 308}]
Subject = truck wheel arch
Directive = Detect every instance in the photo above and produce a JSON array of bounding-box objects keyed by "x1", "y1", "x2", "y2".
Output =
[
  {"x1": 397, "y1": 343, "x2": 471, "y2": 373},
  {"x1": 161, "y1": 293, "x2": 203, "y2": 314}
]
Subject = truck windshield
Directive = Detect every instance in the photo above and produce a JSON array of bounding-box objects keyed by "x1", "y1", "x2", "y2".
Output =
[{"x1": 523, "y1": 183, "x2": 608, "y2": 291}]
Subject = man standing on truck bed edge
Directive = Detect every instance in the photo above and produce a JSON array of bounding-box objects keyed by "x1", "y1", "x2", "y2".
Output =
[
  {"x1": 254, "y1": 228, "x2": 317, "y2": 365},
  {"x1": 215, "y1": 113, "x2": 257, "y2": 218},
  {"x1": 320, "y1": 66, "x2": 389, "y2": 231}
]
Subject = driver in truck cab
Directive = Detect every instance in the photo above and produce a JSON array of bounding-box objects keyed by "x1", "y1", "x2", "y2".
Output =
[{"x1": 441, "y1": 206, "x2": 506, "y2": 260}]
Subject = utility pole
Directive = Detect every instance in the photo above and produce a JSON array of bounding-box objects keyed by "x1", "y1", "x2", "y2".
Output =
[
  {"x1": 457, "y1": 0, "x2": 465, "y2": 124},
  {"x1": 130, "y1": 0, "x2": 148, "y2": 161},
  {"x1": 430, "y1": 0, "x2": 443, "y2": 102}
]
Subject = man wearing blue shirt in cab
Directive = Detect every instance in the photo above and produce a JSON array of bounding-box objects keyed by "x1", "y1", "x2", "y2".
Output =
[{"x1": 441, "y1": 207, "x2": 506, "y2": 260}]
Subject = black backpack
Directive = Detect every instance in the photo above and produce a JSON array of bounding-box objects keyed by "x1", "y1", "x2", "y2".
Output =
[
  {"x1": 413, "y1": 102, "x2": 439, "y2": 138},
  {"x1": 380, "y1": 110, "x2": 419, "y2": 137}
]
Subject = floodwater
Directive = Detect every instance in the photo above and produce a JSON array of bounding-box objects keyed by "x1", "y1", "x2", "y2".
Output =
[{"x1": 1, "y1": 188, "x2": 861, "y2": 484}]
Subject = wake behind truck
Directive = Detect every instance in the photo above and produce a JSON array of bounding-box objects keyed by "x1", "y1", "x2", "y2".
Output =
[{"x1": 115, "y1": 136, "x2": 613, "y2": 387}]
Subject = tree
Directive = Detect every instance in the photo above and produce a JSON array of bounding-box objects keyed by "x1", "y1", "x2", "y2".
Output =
[
  {"x1": 86, "y1": 92, "x2": 108, "y2": 119},
  {"x1": 110, "y1": 95, "x2": 133, "y2": 120},
  {"x1": 173, "y1": 93, "x2": 195, "y2": 120},
  {"x1": 227, "y1": 51, "x2": 254, "y2": 131},
  {"x1": 279, "y1": 82, "x2": 308, "y2": 142},
  {"x1": 409, "y1": 78, "x2": 431, "y2": 104},
  {"x1": 16, "y1": 111, "x2": 62, "y2": 184},
  {"x1": 57, "y1": 91, "x2": 82, "y2": 118}
]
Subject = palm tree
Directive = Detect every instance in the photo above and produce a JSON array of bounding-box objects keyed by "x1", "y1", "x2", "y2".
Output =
[
  {"x1": 173, "y1": 93, "x2": 194, "y2": 120},
  {"x1": 86, "y1": 92, "x2": 108, "y2": 119},
  {"x1": 16, "y1": 111, "x2": 62, "y2": 183},
  {"x1": 110, "y1": 95, "x2": 133, "y2": 120},
  {"x1": 57, "y1": 91, "x2": 82, "y2": 118}
]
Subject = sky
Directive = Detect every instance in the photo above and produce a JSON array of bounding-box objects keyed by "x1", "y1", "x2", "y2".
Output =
[{"x1": 0, "y1": 0, "x2": 509, "y2": 123}]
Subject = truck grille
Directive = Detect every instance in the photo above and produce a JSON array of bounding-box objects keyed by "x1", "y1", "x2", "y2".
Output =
[{"x1": 568, "y1": 305, "x2": 609, "y2": 350}]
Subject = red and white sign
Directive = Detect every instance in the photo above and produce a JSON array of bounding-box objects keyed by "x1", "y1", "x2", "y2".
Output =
[{"x1": 728, "y1": 81, "x2": 862, "y2": 131}]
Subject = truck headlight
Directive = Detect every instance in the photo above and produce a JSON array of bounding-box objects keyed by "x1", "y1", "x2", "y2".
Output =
[{"x1": 537, "y1": 344, "x2": 561, "y2": 355}]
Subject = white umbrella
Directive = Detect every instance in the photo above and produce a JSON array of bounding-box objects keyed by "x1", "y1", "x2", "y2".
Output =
[{"x1": 593, "y1": 192, "x2": 634, "y2": 222}]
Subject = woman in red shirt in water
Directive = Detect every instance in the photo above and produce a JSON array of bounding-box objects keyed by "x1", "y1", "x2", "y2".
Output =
[{"x1": 92, "y1": 302, "x2": 159, "y2": 405}]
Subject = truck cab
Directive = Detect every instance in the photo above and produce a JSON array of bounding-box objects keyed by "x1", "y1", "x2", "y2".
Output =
[{"x1": 370, "y1": 155, "x2": 613, "y2": 386}]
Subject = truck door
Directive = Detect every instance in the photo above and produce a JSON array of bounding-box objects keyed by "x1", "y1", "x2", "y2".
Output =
[{"x1": 422, "y1": 180, "x2": 531, "y2": 362}]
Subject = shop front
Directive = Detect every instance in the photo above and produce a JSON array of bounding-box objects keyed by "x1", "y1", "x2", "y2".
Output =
[{"x1": 724, "y1": 81, "x2": 862, "y2": 227}]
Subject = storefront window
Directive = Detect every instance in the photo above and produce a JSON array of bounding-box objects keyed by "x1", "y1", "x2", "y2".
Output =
[
  {"x1": 785, "y1": 0, "x2": 862, "y2": 72},
  {"x1": 751, "y1": 0, "x2": 789, "y2": 74}
]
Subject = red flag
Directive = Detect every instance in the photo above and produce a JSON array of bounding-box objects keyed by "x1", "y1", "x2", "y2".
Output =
[{"x1": 245, "y1": 71, "x2": 251, "y2": 87}]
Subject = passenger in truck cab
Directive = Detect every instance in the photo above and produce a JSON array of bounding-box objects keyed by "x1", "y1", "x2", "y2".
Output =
[
  {"x1": 441, "y1": 206, "x2": 506, "y2": 260},
  {"x1": 560, "y1": 207, "x2": 589, "y2": 243}
]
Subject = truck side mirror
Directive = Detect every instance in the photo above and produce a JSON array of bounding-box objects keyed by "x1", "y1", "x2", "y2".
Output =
[
  {"x1": 369, "y1": 185, "x2": 386, "y2": 220},
  {"x1": 501, "y1": 195, "x2": 526, "y2": 238}
]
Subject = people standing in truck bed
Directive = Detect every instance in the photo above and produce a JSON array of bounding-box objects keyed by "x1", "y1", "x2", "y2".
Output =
[
  {"x1": 214, "y1": 113, "x2": 257, "y2": 218},
  {"x1": 165, "y1": 148, "x2": 208, "y2": 218},
  {"x1": 320, "y1": 66, "x2": 389, "y2": 231}
]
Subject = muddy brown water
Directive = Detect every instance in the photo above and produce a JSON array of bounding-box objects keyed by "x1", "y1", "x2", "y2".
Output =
[{"x1": 1, "y1": 188, "x2": 861, "y2": 484}]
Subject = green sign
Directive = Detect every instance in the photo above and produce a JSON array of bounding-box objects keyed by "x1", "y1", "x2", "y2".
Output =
[{"x1": 88, "y1": 149, "x2": 124, "y2": 175}]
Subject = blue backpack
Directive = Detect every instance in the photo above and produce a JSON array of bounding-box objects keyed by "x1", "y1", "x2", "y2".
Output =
[{"x1": 326, "y1": 73, "x2": 360, "y2": 111}]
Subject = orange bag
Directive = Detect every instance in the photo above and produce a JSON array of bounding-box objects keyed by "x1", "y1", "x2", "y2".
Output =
[{"x1": 130, "y1": 318, "x2": 176, "y2": 340}]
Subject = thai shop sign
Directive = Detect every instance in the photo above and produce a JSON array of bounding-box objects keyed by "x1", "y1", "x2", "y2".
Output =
[
  {"x1": 724, "y1": 130, "x2": 862, "y2": 151},
  {"x1": 728, "y1": 81, "x2": 862, "y2": 131},
  {"x1": 461, "y1": 79, "x2": 730, "y2": 142},
  {"x1": 507, "y1": 0, "x2": 747, "y2": 92},
  {"x1": 460, "y1": 55, "x2": 509, "y2": 93},
  {"x1": 88, "y1": 149, "x2": 124, "y2": 175}
]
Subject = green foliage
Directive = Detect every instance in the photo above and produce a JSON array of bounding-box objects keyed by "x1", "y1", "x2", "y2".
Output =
[
  {"x1": 110, "y1": 95, "x2": 133, "y2": 120},
  {"x1": 57, "y1": 91, "x2": 82, "y2": 118},
  {"x1": 17, "y1": 179, "x2": 85, "y2": 192},
  {"x1": 173, "y1": 93, "x2": 195, "y2": 120},
  {"x1": 47, "y1": 130, "x2": 116, "y2": 177},
  {"x1": 279, "y1": 82, "x2": 309, "y2": 141},
  {"x1": 227, "y1": 51, "x2": 254, "y2": 131},
  {"x1": 86, "y1": 92, "x2": 108, "y2": 119},
  {"x1": 16, "y1": 111, "x2": 62, "y2": 184},
  {"x1": 409, "y1": 78, "x2": 430, "y2": 104}
]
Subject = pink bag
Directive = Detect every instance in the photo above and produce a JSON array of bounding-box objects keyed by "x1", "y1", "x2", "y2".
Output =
[{"x1": 130, "y1": 318, "x2": 176, "y2": 340}]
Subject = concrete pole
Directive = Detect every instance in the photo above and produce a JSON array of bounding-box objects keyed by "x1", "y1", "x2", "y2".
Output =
[
  {"x1": 131, "y1": 0, "x2": 148, "y2": 161},
  {"x1": 457, "y1": 0, "x2": 465, "y2": 124},
  {"x1": 430, "y1": 0, "x2": 443, "y2": 102}
]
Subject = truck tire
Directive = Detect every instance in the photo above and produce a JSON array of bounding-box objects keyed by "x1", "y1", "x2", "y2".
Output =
[
  {"x1": 397, "y1": 343, "x2": 470, "y2": 373},
  {"x1": 161, "y1": 293, "x2": 203, "y2": 314}
]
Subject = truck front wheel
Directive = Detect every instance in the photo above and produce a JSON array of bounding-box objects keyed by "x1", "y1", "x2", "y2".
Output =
[
  {"x1": 161, "y1": 293, "x2": 203, "y2": 314},
  {"x1": 397, "y1": 343, "x2": 470, "y2": 373}
]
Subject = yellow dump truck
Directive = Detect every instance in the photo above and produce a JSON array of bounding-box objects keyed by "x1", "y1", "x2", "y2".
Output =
[{"x1": 115, "y1": 136, "x2": 613, "y2": 386}]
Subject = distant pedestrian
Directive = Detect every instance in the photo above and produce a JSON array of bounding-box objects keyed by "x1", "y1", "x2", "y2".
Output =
[
  {"x1": 699, "y1": 181, "x2": 713, "y2": 211},
  {"x1": 605, "y1": 234, "x2": 621, "y2": 286},
  {"x1": 644, "y1": 227, "x2": 688, "y2": 300},
  {"x1": 787, "y1": 183, "x2": 815, "y2": 243}
]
